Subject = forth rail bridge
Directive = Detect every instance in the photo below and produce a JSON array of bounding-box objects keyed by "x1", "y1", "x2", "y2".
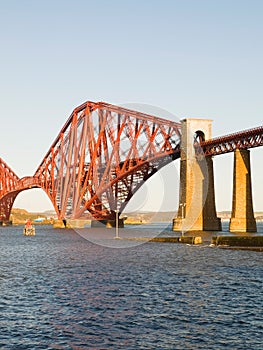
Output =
[{"x1": 0, "y1": 101, "x2": 262, "y2": 232}]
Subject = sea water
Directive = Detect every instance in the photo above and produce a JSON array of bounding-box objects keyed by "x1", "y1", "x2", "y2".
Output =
[{"x1": 0, "y1": 223, "x2": 262, "y2": 349}]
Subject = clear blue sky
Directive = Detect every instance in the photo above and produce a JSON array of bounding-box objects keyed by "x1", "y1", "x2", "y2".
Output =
[{"x1": 0, "y1": 0, "x2": 262, "y2": 212}]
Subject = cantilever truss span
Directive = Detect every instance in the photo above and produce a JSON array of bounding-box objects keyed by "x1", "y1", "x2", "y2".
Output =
[
  {"x1": 0, "y1": 158, "x2": 21, "y2": 221},
  {"x1": 33, "y1": 102, "x2": 182, "y2": 220},
  {"x1": 1, "y1": 103, "x2": 262, "y2": 223}
]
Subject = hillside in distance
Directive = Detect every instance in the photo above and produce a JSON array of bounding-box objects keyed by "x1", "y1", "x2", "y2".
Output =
[
  {"x1": 11, "y1": 208, "x2": 54, "y2": 225},
  {"x1": 10, "y1": 208, "x2": 263, "y2": 225}
]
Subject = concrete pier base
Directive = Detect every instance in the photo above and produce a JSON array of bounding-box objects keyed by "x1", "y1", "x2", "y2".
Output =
[
  {"x1": 229, "y1": 149, "x2": 257, "y2": 232},
  {"x1": 212, "y1": 235, "x2": 263, "y2": 247},
  {"x1": 66, "y1": 219, "x2": 91, "y2": 228},
  {"x1": 229, "y1": 218, "x2": 257, "y2": 233},
  {"x1": 203, "y1": 217, "x2": 222, "y2": 232},
  {"x1": 172, "y1": 119, "x2": 221, "y2": 232},
  {"x1": 91, "y1": 218, "x2": 124, "y2": 228},
  {"x1": 172, "y1": 217, "x2": 202, "y2": 231},
  {"x1": 172, "y1": 218, "x2": 184, "y2": 231},
  {"x1": 53, "y1": 219, "x2": 91, "y2": 228},
  {"x1": 0, "y1": 220, "x2": 12, "y2": 226},
  {"x1": 121, "y1": 236, "x2": 202, "y2": 244},
  {"x1": 53, "y1": 220, "x2": 67, "y2": 228}
]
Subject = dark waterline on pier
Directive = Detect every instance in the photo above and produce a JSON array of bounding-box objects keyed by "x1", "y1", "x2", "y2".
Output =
[{"x1": 0, "y1": 223, "x2": 263, "y2": 349}]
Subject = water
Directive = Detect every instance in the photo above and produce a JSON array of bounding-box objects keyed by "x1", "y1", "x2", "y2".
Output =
[{"x1": 0, "y1": 224, "x2": 263, "y2": 349}]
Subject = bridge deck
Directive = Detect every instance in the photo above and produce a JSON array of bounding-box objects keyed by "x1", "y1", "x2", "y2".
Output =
[{"x1": 199, "y1": 125, "x2": 263, "y2": 156}]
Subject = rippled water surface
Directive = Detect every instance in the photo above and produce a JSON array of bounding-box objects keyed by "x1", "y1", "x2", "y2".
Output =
[{"x1": 1, "y1": 224, "x2": 263, "y2": 349}]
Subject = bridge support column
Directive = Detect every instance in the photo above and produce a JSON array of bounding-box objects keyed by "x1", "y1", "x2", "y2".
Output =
[
  {"x1": 173, "y1": 118, "x2": 221, "y2": 232},
  {"x1": 229, "y1": 149, "x2": 256, "y2": 232}
]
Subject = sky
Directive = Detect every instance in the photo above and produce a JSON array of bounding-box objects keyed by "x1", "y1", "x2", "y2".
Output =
[{"x1": 0, "y1": 0, "x2": 262, "y2": 213}]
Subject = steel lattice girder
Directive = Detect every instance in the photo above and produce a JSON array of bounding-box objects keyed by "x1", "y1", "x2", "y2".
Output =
[
  {"x1": 197, "y1": 126, "x2": 263, "y2": 157},
  {"x1": 0, "y1": 158, "x2": 20, "y2": 196},
  {"x1": 1, "y1": 106, "x2": 263, "y2": 222},
  {"x1": 33, "y1": 101, "x2": 182, "y2": 220},
  {"x1": 0, "y1": 158, "x2": 20, "y2": 221}
]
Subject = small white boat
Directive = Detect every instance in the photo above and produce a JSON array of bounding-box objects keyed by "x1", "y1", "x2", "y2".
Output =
[{"x1": 23, "y1": 226, "x2": 36, "y2": 236}]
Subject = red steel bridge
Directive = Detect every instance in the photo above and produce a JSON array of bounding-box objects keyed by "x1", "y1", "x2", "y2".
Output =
[{"x1": 0, "y1": 101, "x2": 262, "y2": 224}]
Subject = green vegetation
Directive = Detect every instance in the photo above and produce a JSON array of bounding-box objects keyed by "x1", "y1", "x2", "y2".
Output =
[{"x1": 11, "y1": 208, "x2": 54, "y2": 225}]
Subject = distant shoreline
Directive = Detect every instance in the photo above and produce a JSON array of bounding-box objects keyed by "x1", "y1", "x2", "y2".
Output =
[{"x1": 10, "y1": 208, "x2": 263, "y2": 226}]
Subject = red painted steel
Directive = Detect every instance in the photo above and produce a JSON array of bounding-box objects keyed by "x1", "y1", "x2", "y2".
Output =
[
  {"x1": 33, "y1": 101, "x2": 181, "y2": 220},
  {"x1": 1, "y1": 101, "x2": 262, "y2": 223},
  {"x1": 0, "y1": 158, "x2": 20, "y2": 222},
  {"x1": 197, "y1": 126, "x2": 263, "y2": 156}
]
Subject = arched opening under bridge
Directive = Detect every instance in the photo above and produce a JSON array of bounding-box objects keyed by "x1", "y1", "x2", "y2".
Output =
[
  {"x1": 122, "y1": 160, "x2": 181, "y2": 223},
  {"x1": 13, "y1": 188, "x2": 55, "y2": 213}
]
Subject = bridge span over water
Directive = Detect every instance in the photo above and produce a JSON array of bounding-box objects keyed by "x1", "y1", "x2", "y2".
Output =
[{"x1": 0, "y1": 101, "x2": 262, "y2": 232}]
